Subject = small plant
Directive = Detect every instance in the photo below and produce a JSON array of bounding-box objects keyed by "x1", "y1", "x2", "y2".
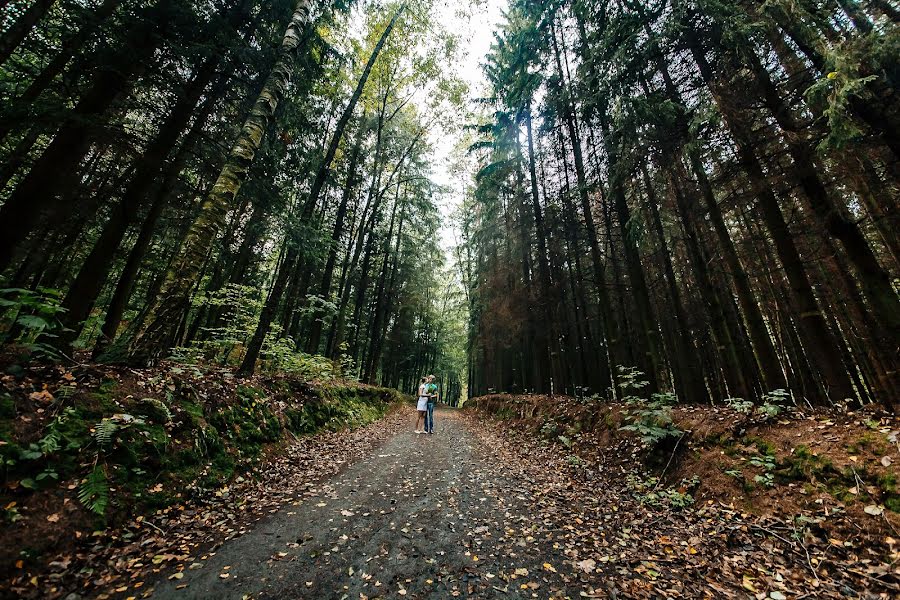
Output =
[
  {"x1": 337, "y1": 341, "x2": 356, "y2": 380},
  {"x1": 748, "y1": 454, "x2": 776, "y2": 471},
  {"x1": 78, "y1": 465, "x2": 109, "y2": 516},
  {"x1": 616, "y1": 365, "x2": 650, "y2": 402},
  {"x1": 3, "y1": 501, "x2": 22, "y2": 523},
  {"x1": 260, "y1": 327, "x2": 335, "y2": 381},
  {"x1": 540, "y1": 420, "x2": 558, "y2": 439},
  {"x1": 566, "y1": 454, "x2": 583, "y2": 466},
  {"x1": 619, "y1": 380, "x2": 683, "y2": 448},
  {"x1": 725, "y1": 397, "x2": 754, "y2": 413},
  {"x1": 758, "y1": 389, "x2": 790, "y2": 420},
  {"x1": 0, "y1": 287, "x2": 70, "y2": 359},
  {"x1": 748, "y1": 452, "x2": 777, "y2": 488},
  {"x1": 754, "y1": 471, "x2": 775, "y2": 487},
  {"x1": 626, "y1": 473, "x2": 697, "y2": 508}
]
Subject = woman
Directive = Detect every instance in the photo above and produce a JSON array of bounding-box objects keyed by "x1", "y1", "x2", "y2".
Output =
[{"x1": 415, "y1": 377, "x2": 428, "y2": 434}]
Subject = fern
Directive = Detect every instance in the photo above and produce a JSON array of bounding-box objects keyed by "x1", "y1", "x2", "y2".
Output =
[
  {"x1": 38, "y1": 428, "x2": 60, "y2": 454},
  {"x1": 93, "y1": 418, "x2": 120, "y2": 449},
  {"x1": 78, "y1": 466, "x2": 109, "y2": 516}
]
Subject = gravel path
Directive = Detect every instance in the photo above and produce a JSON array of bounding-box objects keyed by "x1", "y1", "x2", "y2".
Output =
[{"x1": 149, "y1": 406, "x2": 570, "y2": 599}]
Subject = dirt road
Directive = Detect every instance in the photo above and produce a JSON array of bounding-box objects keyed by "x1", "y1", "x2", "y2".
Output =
[
  {"x1": 150, "y1": 406, "x2": 572, "y2": 599},
  {"x1": 147, "y1": 405, "x2": 897, "y2": 600}
]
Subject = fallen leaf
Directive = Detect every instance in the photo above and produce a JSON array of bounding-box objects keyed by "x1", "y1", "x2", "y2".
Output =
[{"x1": 864, "y1": 504, "x2": 885, "y2": 516}]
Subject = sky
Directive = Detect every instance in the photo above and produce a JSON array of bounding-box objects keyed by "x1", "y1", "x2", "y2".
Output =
[{"x1": 427, "y1": 0, "x2": 507, "y2": 254}]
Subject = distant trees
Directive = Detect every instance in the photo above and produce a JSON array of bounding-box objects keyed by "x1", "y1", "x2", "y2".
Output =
[
  {"x1": 0, "y1": 0, "x2": 464, "y2": 391},
  {"x1": 464, "y1": 0, "x2": 898, "y2": 411}
]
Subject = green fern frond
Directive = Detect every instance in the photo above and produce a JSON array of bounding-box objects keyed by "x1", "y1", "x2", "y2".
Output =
[
  {"x1": 38, "y1": 429, "x2": 60, "y2": 454},
  {"x1": 77, "y1": 466, "x2": 109, "y2": 516},
  {"x1": 94, "y1": 418, "x2": 119, "y2": 448}
]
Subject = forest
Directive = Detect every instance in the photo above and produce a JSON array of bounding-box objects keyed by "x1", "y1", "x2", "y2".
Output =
[
  {"x1": 0, "y1": 0, "x2": 897, "y2": 409},
  {"x1": 0, "y1": 0, "x2": 468, "y2": 402},
  {"x1": 462, "y1": 0, "x2": 899, "y2": 411},
  {"x1": 1, "y1": 0, "x2": 899, "y2": 598}
]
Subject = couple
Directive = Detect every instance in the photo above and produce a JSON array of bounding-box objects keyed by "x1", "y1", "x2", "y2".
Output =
[{"x1": 415, "y1": 375, "x2": 438, "y2": 434}]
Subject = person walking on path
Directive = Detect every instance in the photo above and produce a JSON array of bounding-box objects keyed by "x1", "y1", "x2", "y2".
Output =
[
  {"x1": 415, "y1": 377, "x2": 428, "y2": 434},
  {"x1": 425, "y1": 375, "x2": 438, "y2": 434}
]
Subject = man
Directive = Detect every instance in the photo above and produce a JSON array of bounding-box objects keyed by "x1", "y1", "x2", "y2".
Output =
[{"x1": 425, "y1": 375, "x2": 438, "y2": 434}]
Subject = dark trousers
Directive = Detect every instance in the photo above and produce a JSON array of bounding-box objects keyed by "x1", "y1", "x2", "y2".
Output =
[{"x1": 425, "y1": 402, "x2": 435, "y2": 432}]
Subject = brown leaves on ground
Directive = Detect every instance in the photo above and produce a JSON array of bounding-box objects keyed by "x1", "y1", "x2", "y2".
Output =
[
  {"x1": 462, "y1": 398, "x2": 899, "y2": 599},
  {"x1": 4, "y1": 407, "x2": 411, "y2": 599}
]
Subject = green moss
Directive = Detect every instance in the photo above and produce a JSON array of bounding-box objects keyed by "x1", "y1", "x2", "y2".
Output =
[
  {"x1": 777, "y1": 445, "x2": 837, "y2": 484},
  {"x1": 878, "y1": 473, "x2": 896, "y2": 493},
  {"x1": 846, "y1": 432, "x2": 887, "y2": 455},
  {"x1": 0, "y1": 393, "x2": 15, "y2": 418},
  {"x1": 602, "y1": 412, "x2": 617, "y2": 428},
  {"x1": 495, "y1": 407, "x2": 516, "y2": 420},
  {"x1": 5, "y1": 379, "x2": 397, "y2": 527},
  {"x1": 90, "y1": 378, "x2": 120, "y2": 413},
  {"x1": 752, "y1": 438, "x2": 776, "y2": 456}
]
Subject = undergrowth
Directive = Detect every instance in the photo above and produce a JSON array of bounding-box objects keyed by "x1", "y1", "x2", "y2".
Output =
[{"x1": 0, "y1": 367, "x2": 403, "y2": 527}]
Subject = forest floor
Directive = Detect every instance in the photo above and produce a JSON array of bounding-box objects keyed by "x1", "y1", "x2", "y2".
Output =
[
  {"x1": 4, "y1": 388, "x2": 899, "y2": 599},
  {"x1": 29, "y1": 402, "x2": 899, "y2": 600}
]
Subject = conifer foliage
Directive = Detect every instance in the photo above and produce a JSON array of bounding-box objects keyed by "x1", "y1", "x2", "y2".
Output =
[{"x1": 462, "y1": 0, "x2": 898, "y2": 409}]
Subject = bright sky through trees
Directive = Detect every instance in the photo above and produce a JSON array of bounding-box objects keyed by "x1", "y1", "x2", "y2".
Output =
[{"x1": 429, "y1": 0, "x2": 506, "y2": 251}]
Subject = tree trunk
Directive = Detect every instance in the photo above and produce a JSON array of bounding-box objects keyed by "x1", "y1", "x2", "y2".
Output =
[
  {"x1": 0, "y1": 0, "x2": 172, "y2": 273},
  {"x1": 0, "y1": 0, "x2": 57, "y2": 65},
  {"x1": 688, "y1": 36, "x2": 856, "y2": 403},
  {"x1": 130, "y1": 0, "x2": 319, "y2": 362},
  {"x1": 0, "y1": 0, "x2": 122, "y2": 144},
  {"x1": 306, "y1": 118, "x2": 367, "y2": 353},
  {"x1": 236, "y1": 7, "x2": 401, "y2": 375},
  {"x1": 58, "y1": 55, "x2": 222, "y2": 346}
]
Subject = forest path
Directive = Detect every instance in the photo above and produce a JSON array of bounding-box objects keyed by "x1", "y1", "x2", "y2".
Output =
[
  {"x1": 149, "y1": 406, "x2": 571, "y2": 599},
  {"x1": 145, "y1": 404, "x2": 894, "y2": 600}
]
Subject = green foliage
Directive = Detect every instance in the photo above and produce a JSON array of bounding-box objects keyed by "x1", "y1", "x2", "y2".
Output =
[
  {"x1": 617, "y1": 367, "x2": 683, "y2": 448},
  {"x1": 260, "y1": 330, "x2": 335, "y2": 381},
  {"x1": 78, "y1": 466, "x2": 110, "y2": 516},
  {"x1": 725, "y1": 398, "x2": 754, "y2": 413},
  {"x1": 2, "y1": 501, "x2": 22, "y2": 523},
  {"x1": 804, "y1": 55, "x2": 878, "y2": 151},
  {"x1": 135, "y1": 397, "x2": 172, "y2": 423},
  {"x1": 615, "y1": 365, "x2": 650, "y2": 402},
  {"x1": 539, "y1": 420, "x2": 559, "y2": 439},
  {"x1": 626, "y1": 473, "x2": 698, "y2": 509},
  {"x1": 93, "y1": 414, "x2": 144, "y2": 449},
  {"x1": 188, "y1": 283, "x2": 264, "y2": 364},
  {"x1": 758, "y1": 389, "x2": 790, "y2": 420},
  {"x1": 0, "y1": 287, "x2": 69, "y2": 359}
]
